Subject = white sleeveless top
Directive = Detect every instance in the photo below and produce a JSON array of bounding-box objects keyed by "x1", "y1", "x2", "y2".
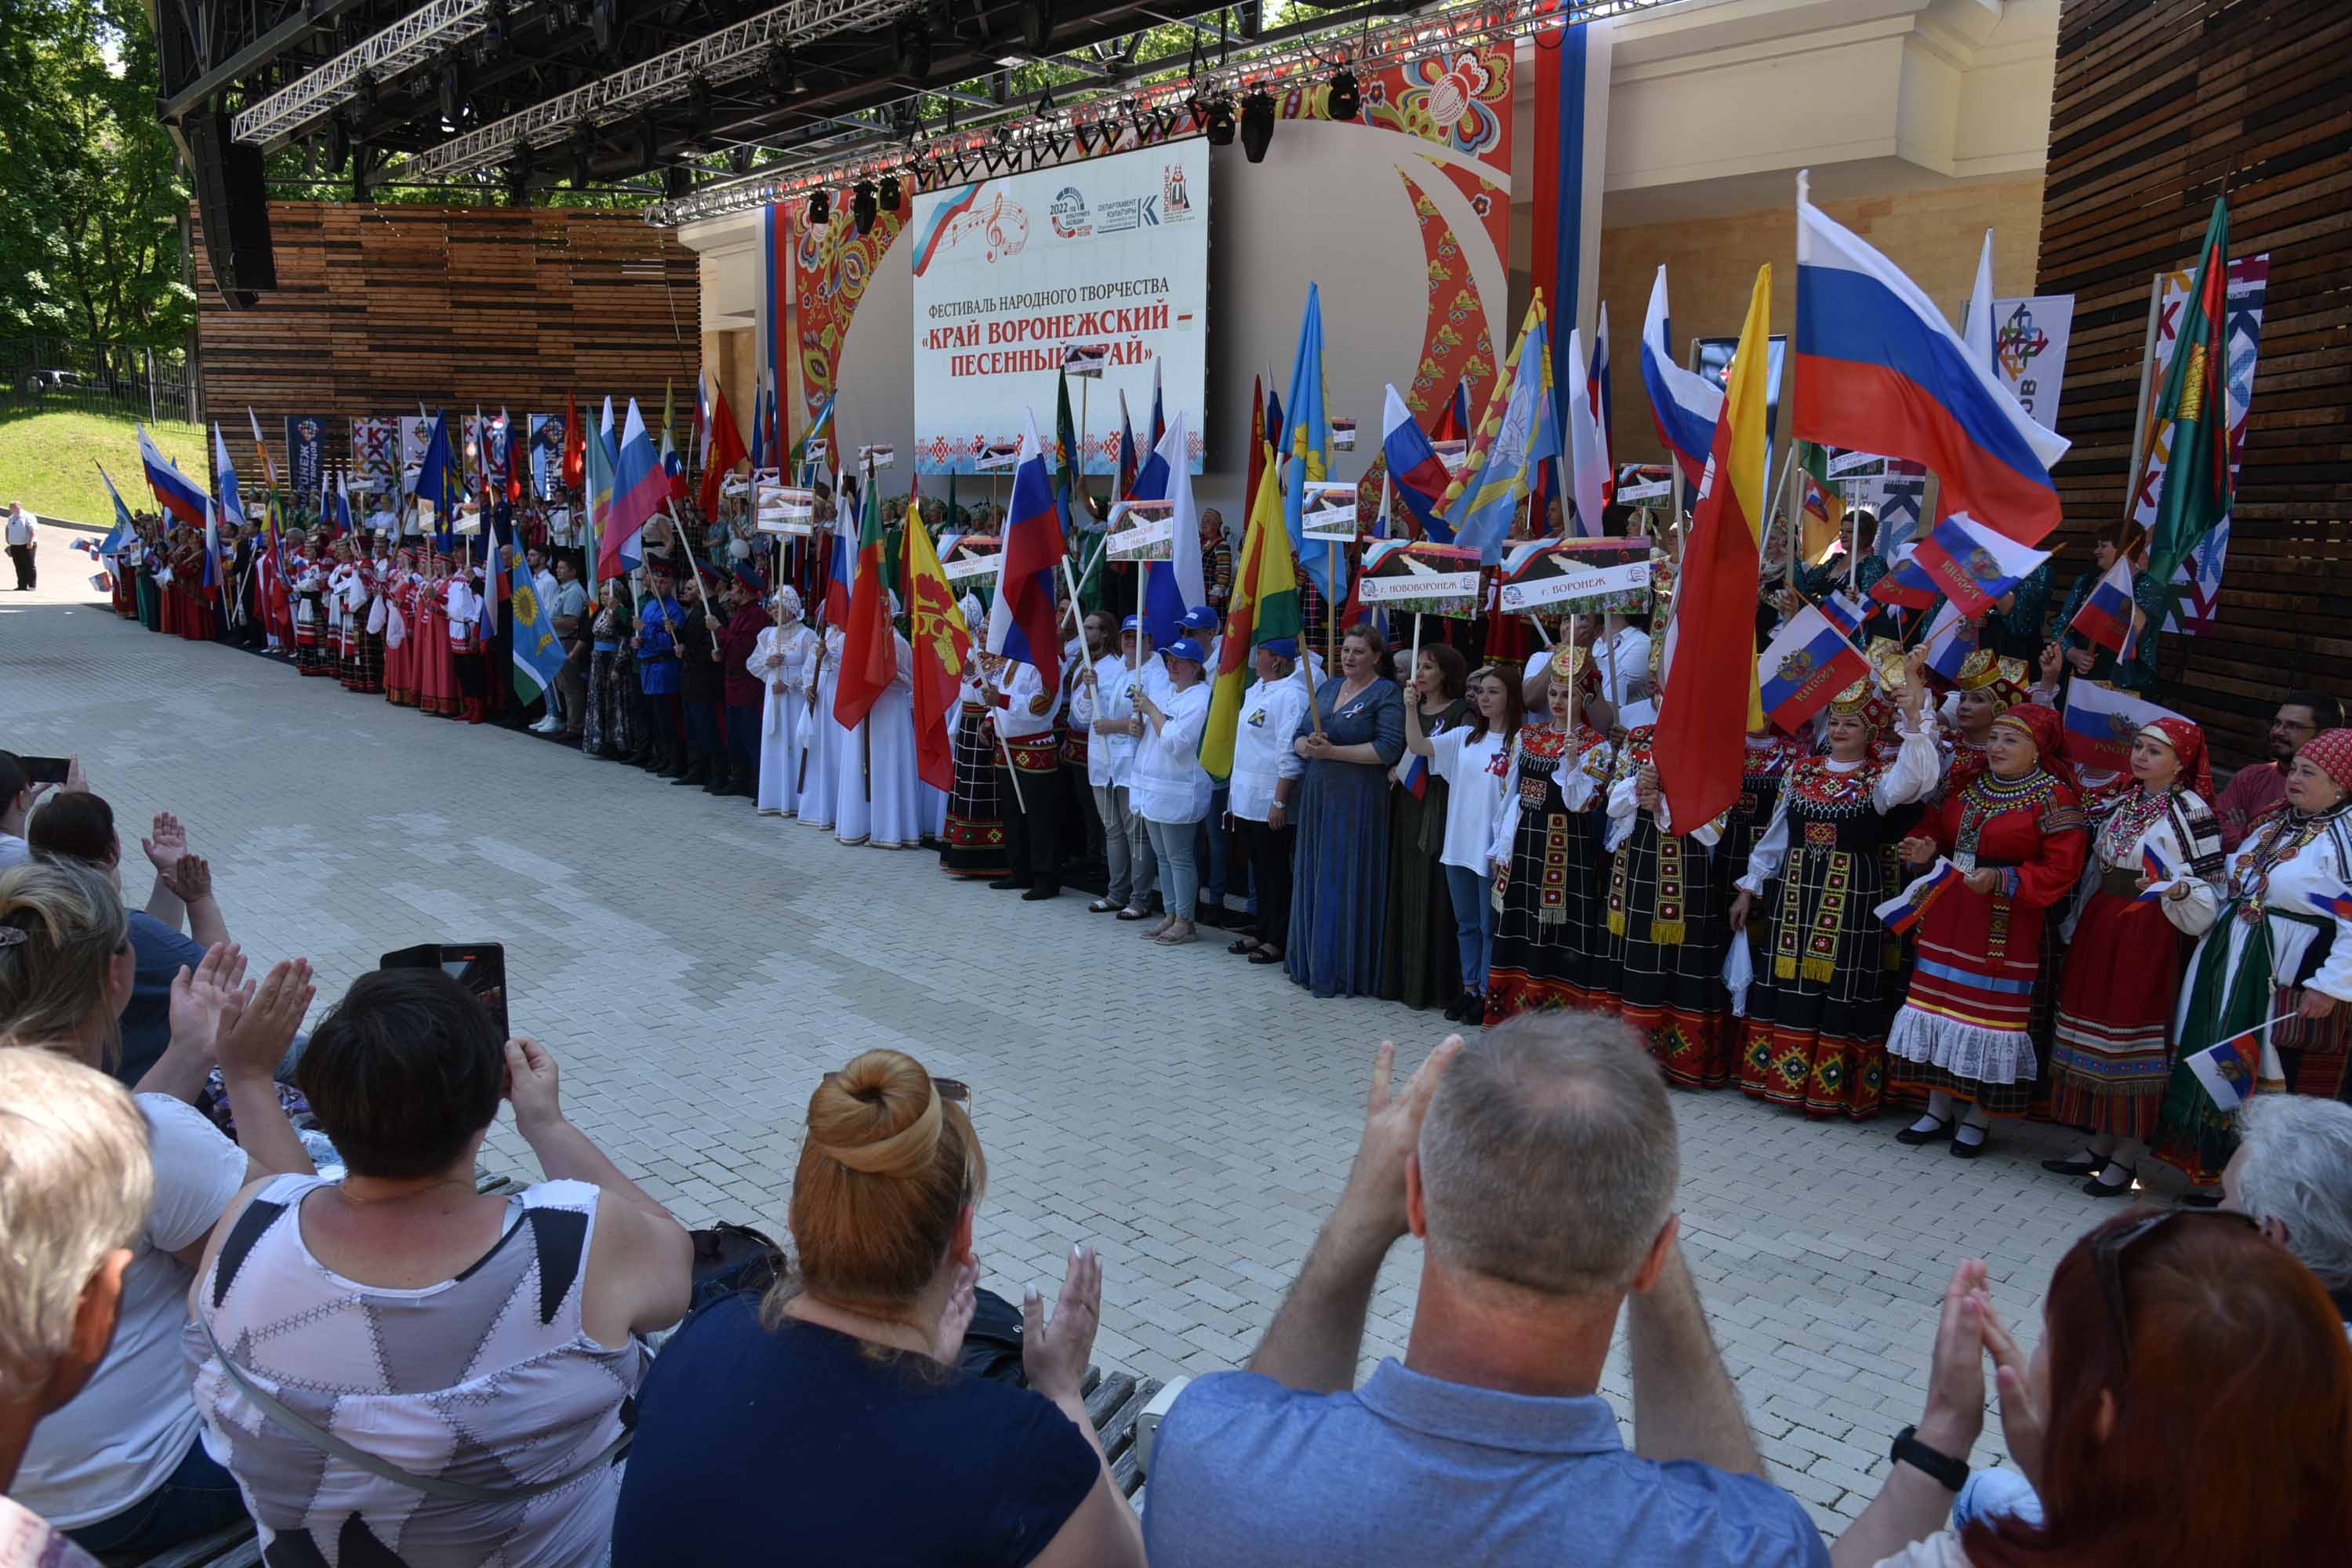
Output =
[{"x1": 186, "y1": 1175, "x2": 644, "y2": 1566}]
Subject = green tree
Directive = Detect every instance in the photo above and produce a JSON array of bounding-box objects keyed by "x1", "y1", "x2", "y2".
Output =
[{"x1": 0, "y1": 0, "x2": 193, "y2": 346}]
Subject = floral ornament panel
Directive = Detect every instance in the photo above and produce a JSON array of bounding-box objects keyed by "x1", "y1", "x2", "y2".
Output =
[
  {"x1": 1394, "y1": 163, "x2": 1502, "y2": 426},
  {"x1": 791, "y1": 200, "x2": 908, "y2": 423}
]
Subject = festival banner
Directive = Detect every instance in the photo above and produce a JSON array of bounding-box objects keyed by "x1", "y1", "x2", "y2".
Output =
[
  {"x1": 460, "y1": 414, "x2": 486, "y2": 493},
  {"x1": 2132, "y1": 256, "x2": 2268, "y2": 635},
  {"x1": 528, "y1": 414, "x2": 567, "y2": 500},
  {"x1": 1991, "y1": 295, "x2": 2074, "y2": 431},
  {"x1": 1356, "y1": 540, "x2": 1484, "y2": 619},
  {"x1": 483, "y1": 413, "x2": 514, "y2": 499},
  {"x1": 909, "y1": 139, "x2": 1208, "y2": 476},
  {"x1": 1497, "y1": 537, "x2": 1651, "y2": 616},
  {"x1": 283, "y1": 416, "x2": 327, "y2": 498},
  {"x1": 400, "y1": 415, "x2": 434, "y2": 474},
  {"x1": 350, "y1": 418, "x2": 396, "y2": 493}
]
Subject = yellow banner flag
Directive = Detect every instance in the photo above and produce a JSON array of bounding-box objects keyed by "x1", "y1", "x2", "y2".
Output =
[{"x1": 1200, "y1": 447, "x2": 1302, "y2": 780}]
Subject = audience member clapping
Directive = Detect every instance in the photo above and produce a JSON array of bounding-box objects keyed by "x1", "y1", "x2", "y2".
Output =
[
  {"x1": 27, "y1": 789, "x2": 231, "y2": 1086},
  {"x1": 1831, "y1": 1210, "x2": 2352, "y2": 1566},
  {"x1": 612, "y1": 1048, "x2": 1147, "y2": 1567},
  {"x1": 0, "y1": 1049, "x2": 154, "y2": 1567},
  {"x1": 2225, "y1": 1094, "x2": 2352, "y2": 1318},
  {"x1": 186, "y1": 967, "x2": 690, "y2": 1565},
  {"x1": 1142, "y1": 1014, "x2": 1828, "y2": 1566},
  {"x1": 0, "y1": 861, "x2": 311, "y2": 1557}
]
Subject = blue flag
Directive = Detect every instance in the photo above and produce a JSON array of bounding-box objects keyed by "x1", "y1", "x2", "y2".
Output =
[
  {"x1": 1281, "y1": 283, "x2": 1342, "y2": 602},
  {"x1": 416, "y1": 412, "x2": 459, "y2": 552},
  {"x1": 503, "y1": 529, "x2": 567, "y2": 702},
  {"x1": 95, "y1": 463, "x2": 135, "y2": 558}
]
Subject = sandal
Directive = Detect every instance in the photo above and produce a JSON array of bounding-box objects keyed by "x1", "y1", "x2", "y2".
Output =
[
  {"x1": 1227, "y1": 937, "x2": 1261, "y2": 956},
  {"x1": 1247, "y1": 946, "x2": 1284, "y2": 965},
  {"x1": 1087, "y1": 898, "x2": 1121, "y2": 913},
  {"x1": 1140, "y1": 915, "x2": 1175, "y2": 939},
  {"x1": 1114, "y1": 906, "x2": 1155, "y2": 921},
  {"x1": 1153, "y1": 920, "x2": 1198, "y2": 946}
]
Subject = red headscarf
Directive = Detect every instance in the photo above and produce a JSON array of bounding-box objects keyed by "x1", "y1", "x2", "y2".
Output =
[
  {"x1": 1991, "y1": 701, "x2": 2081, "y2": 794},
  {"x1": 2136, "y1": 717, "x2": 2215, "y2": 799},
  {"x1": 2299, "y1": 728, "x2": 2352, "y2": 797}
]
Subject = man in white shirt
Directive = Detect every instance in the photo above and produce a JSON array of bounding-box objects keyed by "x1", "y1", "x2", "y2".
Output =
[
  {"x1": 989, "y1": 657, "x2": 1067, "y2": 902},
  {"x1": 1597, "y1": 614, "x2": 1651, "y2": 709},
  {"x1": 5, "y1": 503, "x2": 36, "y2": 590}
]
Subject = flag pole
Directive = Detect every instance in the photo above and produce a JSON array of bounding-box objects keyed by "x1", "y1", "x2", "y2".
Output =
[
  {"x1": 860, "y1": 451, "x2": 874, "y2": 804},
  {"x1": 664, "y1": 496, "x2": 724, "y2": 657}
]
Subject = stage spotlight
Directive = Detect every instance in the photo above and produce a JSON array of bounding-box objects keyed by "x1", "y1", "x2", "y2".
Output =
[
  {"x1": 664, "y1": 165, "x2": 691, "y2": 201},
  {"x1": 1327, "y1": 67, "x2": 1359, "y2": 121},
  {"x1": 765, "y1": 43, "x2": 796, "y2": 103},
  {"x1": 878, "y1": 172, "x2": 902, "y2": 208},
  {"x1": 852, "y1": 180, "x2": 877, "y2": 234},
  {"x1": 1203, "y1": 95, "x2": 1236, "y2": 145},
  {"x1": 1240, "y1": 88, "x2": 1275, "y2": 162},
  {"x1": 438, "y1": 60, "x2": 463, "y2": 124},
  {"x1": 590, "y1": 0, "x2": 617, "y2": 54},
  {"x1": 1024, "y1": 0, "x2": 1053, "y2": 56},
  {"x1": 805, "y1": 187, "x2": 829, "y2": 227},
  {"x1": 896, "y1": 16, "x2": 931, "y2": 82}
]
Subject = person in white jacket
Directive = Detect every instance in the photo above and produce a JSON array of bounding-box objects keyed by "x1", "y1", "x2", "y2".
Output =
[
  {"x1": 748, "y1": 587, "x2": 815, "y2": 817},
  {"x1": 1225, "y1": 638, "x2": 1311, "y2": 964},
  {"x1": 1131, "y1": 637, "x2": 1215, "y2": 946},
  {"x1": 1070, "y1": 616, "x2": 1149, "y2": 915}
]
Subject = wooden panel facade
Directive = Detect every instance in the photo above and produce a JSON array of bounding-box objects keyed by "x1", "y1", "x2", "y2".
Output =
[
  {"x1": 194, "y1": 201, "x2": 701, "y2": 489},
  {"x1": 2035, "y1": 0, "x2": 2352, "y2": 764}
]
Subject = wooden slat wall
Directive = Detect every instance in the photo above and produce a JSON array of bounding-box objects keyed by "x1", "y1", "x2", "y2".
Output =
[
  {"x1": 2036, "y1": 0, "x2": 2352, "y2": 764},
  {"x1": 194, "y1": 202, "x2": 701, "y2": 490}
]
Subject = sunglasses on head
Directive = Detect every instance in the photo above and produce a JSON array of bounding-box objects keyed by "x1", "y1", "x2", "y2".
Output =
[
  {"x1": 822, "y1": 1070, "x2": 969, "y2": 1105},
  {"x1": 2091, "y1": 1207, "x2": 2258, "y2": 1368}
]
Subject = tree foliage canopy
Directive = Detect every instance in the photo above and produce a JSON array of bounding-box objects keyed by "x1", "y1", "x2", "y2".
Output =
[{"x1": 0, "y1": 0, "x2": 193, "y2": 347}]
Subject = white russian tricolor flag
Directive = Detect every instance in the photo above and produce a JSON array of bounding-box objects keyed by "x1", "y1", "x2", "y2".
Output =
[
  {"x1": 1794, "y1": 186, "x2": 2069, "y2": 546},
  {"x1": 1639, "y1": 266, "x2": 1723, "y2": 485},
  {"x1": 1911, "y1": 512, "x2": 2053, "y2": 619},
  {"x1": 1563, "y1": 325, "x2": 1610, "y2": 538}
]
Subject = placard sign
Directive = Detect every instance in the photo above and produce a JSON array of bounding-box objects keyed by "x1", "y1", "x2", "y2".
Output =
[
  {"x1": 1330, "y1": 417, "x2": 1357, "y2": 452},
  {"x1": 858, "y1": 444, "x2": 895, "y2": 470},
  {"x1": 1358, "y1": 540, "x2": 1484, "y2": 619},
  {"x1": 1106, "y1": 499, "x2": 1176, "y2": 561},
  {"x1": 942, "y1": 550, "x2": 1002, "y2": 586},
  {"x1": 1498, "y1": 539, "x2": 1653, "y2": 616},
  {"x1": 975, "y1": 439, "x2": 1022, "y2": 473},
  {"x1": 756, "y1": 483, "x2": 816, "y2": 535},
  {"x1": 1300, "y1": 481, "x2": 1361, "y2": 543}
]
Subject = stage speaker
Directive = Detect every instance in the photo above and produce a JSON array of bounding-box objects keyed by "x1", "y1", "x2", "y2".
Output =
[{"x1": 188, "y1": 112, "x2": 276, "y2": 306}]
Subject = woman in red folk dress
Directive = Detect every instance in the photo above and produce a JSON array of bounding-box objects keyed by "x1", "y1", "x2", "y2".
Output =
[
  {"x1": 413, "y1": 554, "x2": 459, "y2": 719},
  {"x1": 1885, "y1": 702, "x2": 2090, "y2": 1157},
  {"x1": 2042, "y1": 717, "x2": 2223, "y2": 1196},
  {"x1": 382, "y1": 550, "x2": 419, "y2": 707}
]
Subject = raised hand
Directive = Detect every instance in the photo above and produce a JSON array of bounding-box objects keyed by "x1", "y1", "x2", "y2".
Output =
[
  {"x1": 1341, "y1": 1036, "x2": 1464, "y2": 1243},
  {"x1": 503, "y1": 1036, "x2": 564, "y2": 1134},
  {"x1": 1022, "y1": 1243, "x2": 1103, "y2": 1402},
  {"x1": 217, "y1": 957, "x2": 313, "y2": 1082},
  {"x1": 167, "y1": 852, "x2": 212, "y2": 905},
  {"x1": 1977, "y1": 1288, "x2": 2043, "y2": 1487},
  {"x1": 930, "y1": 1253, "x2": 981, "y2": 1367},
  {"x1": 165, "y1": 942, "x2": 253, "y2": 1065},
  {"x1": 142, "y1": 811, "x2": 188, "y2": 875}
]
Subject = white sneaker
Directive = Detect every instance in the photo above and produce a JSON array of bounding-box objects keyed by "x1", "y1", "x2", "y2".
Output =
[{"x1": 531, "y1": 717, "x2": 561, "y2": 734}]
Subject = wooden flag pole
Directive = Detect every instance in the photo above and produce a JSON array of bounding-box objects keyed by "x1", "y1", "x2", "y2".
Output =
[{"x1": 664, "y1": 497, "x2": 724, "y2": 656}]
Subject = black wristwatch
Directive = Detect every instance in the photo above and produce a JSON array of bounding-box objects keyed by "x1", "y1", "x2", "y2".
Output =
[{"x1": 1890, "y1": 1425, "x2": 1969, "y2": 1492}]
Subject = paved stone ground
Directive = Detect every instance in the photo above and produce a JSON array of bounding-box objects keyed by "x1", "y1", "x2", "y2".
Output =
[{"x1": 6, "y1": 525, "x2": 2116, "y2": 1535}]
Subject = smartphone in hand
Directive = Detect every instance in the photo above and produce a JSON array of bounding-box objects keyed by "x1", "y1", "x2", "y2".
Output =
[{"x1": 380, "y1": 942, "x2": 509, "y2": 1040}]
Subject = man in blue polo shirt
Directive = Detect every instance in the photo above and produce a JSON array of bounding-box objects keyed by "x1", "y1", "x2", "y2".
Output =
[{"x1": 1143, "y1": 1014, "x2": 1828, "y2": 1568}]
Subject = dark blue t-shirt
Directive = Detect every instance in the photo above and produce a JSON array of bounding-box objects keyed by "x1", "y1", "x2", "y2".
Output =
[
  {"x1": 612, "y1": 1293, "x2": 1099, "y2": 1566},
  {"x1": 114, "y1": 909, "x2": 205, "y2": 1088}
]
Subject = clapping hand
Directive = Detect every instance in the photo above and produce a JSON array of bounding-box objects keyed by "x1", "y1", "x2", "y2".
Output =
[
  {"x1": 1976, "y1": 1285, "x2": 2042, "y2": 1487},
  {"x1": 166, "y1": 942, "x2": 253, "y2": 1066},
  {"x1": 1962, "y1": 869, "x2": 2002, "y2": 895},
  {"x1": 217, "y1": 958, "x2": 313, "y2": 1083},
  {"x1": 167, "y1": 851, "x2": 213, "y2": 905},
  {"x1": 930, "y1": 1253, "x2": 981, "y2": 1367},
  {"x1": 1341, "y1": 1037, "x2": 1464, "y2": 1244},
  {"x1": 1022, "y1": 1244, "x2": 1103, "y2": 1403},
  {"x1": 1896, "y1": 834, "x2": 1937, "y2": 867},
  {"x1": 142, "y1": 811, "x2": 188, "y2": 876}
]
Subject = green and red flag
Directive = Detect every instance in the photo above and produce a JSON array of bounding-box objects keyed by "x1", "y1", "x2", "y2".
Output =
[
  {"x1": 1200, "y1": 444, "x2": 1304, "y2": 780},
  {"x1": 833, "y1": 473, "x2": 898, "y2": 728},
  {"x1": 2143, "y1": 197, "x2": 2233, "y2": 599}
]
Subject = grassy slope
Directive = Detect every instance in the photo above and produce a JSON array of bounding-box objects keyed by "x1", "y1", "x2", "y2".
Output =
[{"x1": 0, "y1": 408, "x2": 205, "y2": 528}]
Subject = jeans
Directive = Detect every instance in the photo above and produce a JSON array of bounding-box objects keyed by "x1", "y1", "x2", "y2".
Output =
[
  {"x1": 1145, "y1": 816, "x2": 1201, "y2": 919},
  {"x1": 1094, "y1": 783, "x2": 1139, "y2": 906},
  {"x1": 67, "y1": 1433, "x2": 249, "y2": 1557},
  {"x1": 725, "y1": 702, "x2": 760, "y2": 779},
  {"x1": 1119, "y1": 786, "x2": 1158, "y2": 907},
  {"x1": 1200, "y1": 784, "x2": 1232, "y2": 909},
  {"x1": 554, "y1": 649, "x2": 588, "y2": 731},
  {"x1": 684, "y1": 698, "x2": 722, "y2": 763},
  {"x1": 1443, "y1": 864, "x2": 1496, "y2": 996}
]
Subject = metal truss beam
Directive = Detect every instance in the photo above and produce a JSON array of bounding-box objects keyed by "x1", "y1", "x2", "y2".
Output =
[
  {"x1": 231, "y1": 0, "x2": 493, "y2": 147},
  {"x1": 395, "y1": 0, "x2": 921, "y2": 182}
]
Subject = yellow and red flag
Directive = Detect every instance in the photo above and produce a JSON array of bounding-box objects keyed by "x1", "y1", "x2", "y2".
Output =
[
  {"x1": 1657, "y1": 264, "x2": 1771, "y2": 829},
  {"x1": 904, "y1": 505, "x2": 972, "y2": 793},
  {"x1": 1200, "y1": 445, "x2": 1303, "y2": 780}
]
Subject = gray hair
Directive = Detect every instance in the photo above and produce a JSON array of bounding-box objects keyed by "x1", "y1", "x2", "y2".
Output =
[
  {"x1": 2235, "y1": 1095, "x2": 2352, "y2": 1294},
  {"x1": 0, "y1": 1047, "x2": 153, "y2": 1398},
  {"x1": 1417, "y1": 1012, "x2": 1679, "y2": 1297}
]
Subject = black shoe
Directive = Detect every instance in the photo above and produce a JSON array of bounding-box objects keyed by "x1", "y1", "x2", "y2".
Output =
[
  {"x1": 1949, "y1": 1126, "x2": 1990, "y2": 1160},
  {"x1": 987, "y1": 877, "x2": 1030, "y2": 891},
  {"x1": 2041, "y1": 1154, "x2": 2104, "y2": 1178},
  {"x1": 2083, "y1": 1166, "x2": 2136, "y2": 1198},
  {"x1": 1020, "y1": 886, "x2": 1059, "y2": 902},
  {"x1": 2176, "y1": 1189, "x2": 2225, "y2": 1208},
  {"x1": 1895, "y1": 1115, "x2": 1954, "y2": 1147}
]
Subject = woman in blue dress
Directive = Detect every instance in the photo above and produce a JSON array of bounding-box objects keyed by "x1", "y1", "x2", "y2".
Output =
[{"x1": 1287, "y1": 622, "x2": 1406, "y2": 998}]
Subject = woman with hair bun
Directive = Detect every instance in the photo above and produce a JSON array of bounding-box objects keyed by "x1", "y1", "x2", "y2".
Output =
[{"x1": 613, "y1": 1048, "x2": 1145, "y2": 1567}]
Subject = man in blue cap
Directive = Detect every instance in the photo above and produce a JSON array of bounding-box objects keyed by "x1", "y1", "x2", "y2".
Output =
[{"x1": 1177, "y1": 604, "x2": 1232, "y2": 927}]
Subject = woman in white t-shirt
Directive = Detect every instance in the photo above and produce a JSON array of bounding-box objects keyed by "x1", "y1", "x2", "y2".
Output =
[
  {"x1": 1403, "y1": 663, "x2": 1524, "y2": 1022},
  {"x1": 1225, "y1": 638, "x2": 1312, "y2": 966},
  {"x1": 0, "y1": 859, "x2": 314, "y2": 1559},
  {"x1": 1130, "y1": 638, "x2": 1216, "y2": 946}
]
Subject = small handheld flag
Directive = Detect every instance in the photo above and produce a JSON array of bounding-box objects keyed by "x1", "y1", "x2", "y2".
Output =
[
  {"x1": 1756, "y1": 604, "x2": 1871, "y2": 735},
  {"x1": 2136, "y1": 844, "x2": 2172, "y2": 903},
  {"x1": 2307, "y1": 888, "x2": 2352, "y2": 922},
  {"x1": 2067, "y1": 556, "x2": 2137, "y2": 658},
  {"x1": 1876, "y1": 858, "x2": 1959, "y2": 935}
]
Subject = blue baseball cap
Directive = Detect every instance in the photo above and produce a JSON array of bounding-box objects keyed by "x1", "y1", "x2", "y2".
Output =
[
  {"x1": 1120, "y1": 614, "x2": 1143, "y2": 633},
  {"x1": 1260, "y1": 637, "x2": 1299, "y2": 659},
  {"x1": 1178, "y1": 606, "x2": 1219, "y2": 631},
  {"x1": 1162, "y1": 637, "x2": 1207, "y2": 664}
]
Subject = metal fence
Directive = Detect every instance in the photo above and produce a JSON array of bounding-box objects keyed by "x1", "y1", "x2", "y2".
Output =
[{"x1": 0, "y1": 337, "x2": 198, "y2": 426}]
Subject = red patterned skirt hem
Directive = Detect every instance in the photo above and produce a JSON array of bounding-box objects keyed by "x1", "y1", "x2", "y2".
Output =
[{"x1": 1739, "y1": 1021, "x2": 1887, "y2": 1120}]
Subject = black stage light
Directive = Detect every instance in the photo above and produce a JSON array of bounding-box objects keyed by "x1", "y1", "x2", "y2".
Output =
[
  {"x1": 765, "y1": 43, "x2": 796, "y2": 103},
  {"x1": 664, "y1": 165, "x2": 691, "y2": 201},
  {"x1": 853, "y1": 180, "x2": 877, "y2": 234},
  {"x1": 806, "y1": 187, "x2": 830, "y2": 226},
  {"x1": 1024, "y1": 0, "x2": 1053, "y2": 56},
  {"x1": 1203, "y1": 95, "x2": 1236, "y2": 145},
  {"x1": 897, "y1": 16, "x2": 931, "y2": 82},
  {"x1": 1240, "y1": 87, "x2": 1275, "y2": 162},
  {"x1": 1327, "y1": 67, "x2": 1359, "y2": 121},
  {"x1": 878, "y1": 172, "x2": 902, "y2": 208}
]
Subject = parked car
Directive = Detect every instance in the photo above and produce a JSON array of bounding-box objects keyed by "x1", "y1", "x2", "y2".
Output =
[{"x1": 18, "y1": 368, "x2": 89, "y2": 394}]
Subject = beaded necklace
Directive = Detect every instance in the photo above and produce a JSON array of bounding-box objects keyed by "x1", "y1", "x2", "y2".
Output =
[
  {"x1": 1953, "y1": 768, "x2": 2056, "y2": 871},
  {"x1": 2239, "y1": 802, "x2": 2351, "y2": 907},
  {"x1": 2097, "y1": 787, "x2": 2172, "y2": 868}
]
